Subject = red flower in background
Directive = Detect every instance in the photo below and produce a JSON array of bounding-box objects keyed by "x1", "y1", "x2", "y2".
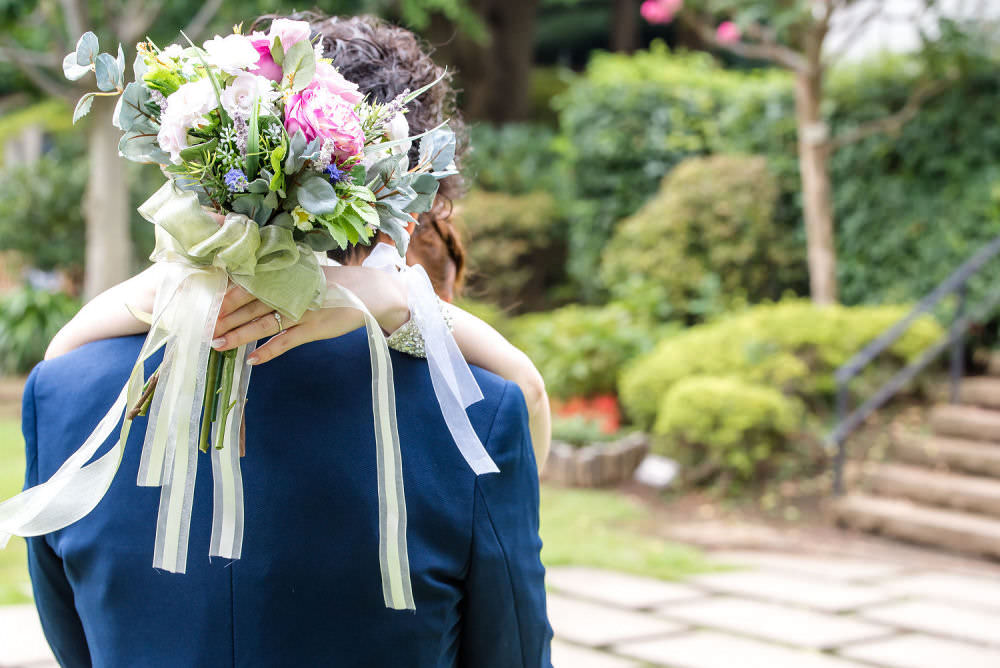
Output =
[{"x1": 554, "y1": 394, "x2": 622, "y2": 434}]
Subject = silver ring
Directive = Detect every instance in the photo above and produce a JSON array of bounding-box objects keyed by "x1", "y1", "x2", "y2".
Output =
[{"x1": 273, "y1": 311, "x2": 284, "y2": 334}]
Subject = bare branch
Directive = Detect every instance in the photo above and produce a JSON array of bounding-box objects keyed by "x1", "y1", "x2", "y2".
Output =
[
  {"x1": 0, "y1": 46, "x2": 62, "y2": 68},
  {"x1": 828, "y1": 76, "x2": 954, "y2": 150},
  {"x1": 823, "y1": 2, "x2": 884, "y2": 65},
  {"x1": 2, "y1": 43, "x2": 74, "y2": 101},
  {"x1": 678, "y1": 12, "x2": 811, "y2": 72},
  {"x1": 182, "y1": 0, "x2": 226, "y2": 43},
  {"x1": 118, "y1": 0, "x2": 164, "y2": 43}
]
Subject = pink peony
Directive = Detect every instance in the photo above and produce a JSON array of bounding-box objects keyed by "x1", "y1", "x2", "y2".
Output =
[
  {"x1": 268, "y1": 18, "x2": 311, "y2": 51},
  {"x1": 313, "y1": 62, "x2": 364, "y2": 106},
  {"x1": 640, "y1": 0, "x2": 681, "y2": 24},
  {"x1": 284, "y1": 87, "x2": 364, "y2": 162},
  {"x1": 716, "y1": 21, "x2": 741, "y2": 44},
  {"x1": 250, "y1": 33, "x2": 282, "y2": 82}
]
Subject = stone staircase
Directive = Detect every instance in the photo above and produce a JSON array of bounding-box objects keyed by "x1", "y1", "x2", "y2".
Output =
[{"x1": 835, "y1": 371, "x2": 1000, "y2": 560}]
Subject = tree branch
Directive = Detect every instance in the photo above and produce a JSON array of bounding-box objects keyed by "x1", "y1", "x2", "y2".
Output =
[
  {"x1": 823, "y1": 2, "x2": 884, "y2": 66},
  {"x1": 0, "y1": 40, "x2": 74, "y2": 101},
  {"x1": 118, "y1": 0, "x2": 164, "y2": 43},
  {"x1": 828, "y1": 76, "x2": 954, "y2": 150},
  {"x1": 182, "y1": 0, "x2": 225, "y2": 43},
  {"x1": 59, "y1": 0, "x2": 88, "y2": 46},
  {"x1": 0, "y1": 46, "x2": 62, "y2": 68},
  {"x1": 678, "y1": 12, "x2": 811, "y2": 73}
]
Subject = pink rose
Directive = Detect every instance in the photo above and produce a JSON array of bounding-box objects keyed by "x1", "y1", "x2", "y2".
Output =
[
  {"x1": 716, "y1": 21, "x2": 741, "y2": 44},
  {"x1": 313, "y1": 62, "x2": 364, "y2": 106},
  {"x1": 284, "y1": 87, "x2": 364, "y2": 162},
  {"x1": 269, "y1": 18, "x2": 311, "y2": 51},
  {"x1": 640, "y1": 0, "x2": 681, "y2": 24},
  {"x1": 250, "y1": 33, "x2": 282, "y2": 82}
]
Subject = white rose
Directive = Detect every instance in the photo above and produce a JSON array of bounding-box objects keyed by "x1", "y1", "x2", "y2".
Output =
[
  {"x1": 221, "y1": 72, "x2": 279, "y2": 118},
  {"x1": 157, "y1": 118, "x2": 191, "y2": 164},
  {"x1": 160, "y1": 44, "x2": 184, "y2": 59},
  {"x1": 158, "y1": 78, "x2": 217, "y2": 163},
  {"x1": 203, "y1": 33, "x2": 259, "y2": 75}
]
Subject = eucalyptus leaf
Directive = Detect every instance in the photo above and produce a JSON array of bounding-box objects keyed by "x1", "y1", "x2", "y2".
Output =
[
  {"x1": 232, "y1": 193, "x2": 264, "y2": 218},
  {"x1": 375, "y1": 203, "x2": 410, "y2": 255},
  {"x1": 403, "y1": 173, "x2": 440, "y2": 213},
  {"x1": 297, "y1": 175, "x2": 339, "y2": 215},
  {"x1": 282, "y1": 40, "x2": 315, "y2": 92},
  {"x1": 132, "y1": 51, "x2": 148, "y2": 80},
  {"x1": 119, "y1": 131, "x2": 169, "y2": 163},
  {"x1": 284, "y1": 129, "x2": 308, "y2": 173},
  {"x1": 114, "y1": 82, "x2": 156, "y2": 132},
  {"x1": 270, "y1": 36, "x2": 284, "y2": 66},
  {"x1": 179, "y1": 139, "x2": 218, "y2": 162},
  {"x1": 248, "y1": 176, "x2": 270, "y2": 194},
  {"x1": 62, "y1": 53, "x2": 91, "y2": 81},
  {"x1": 116, "y1": 44, "x2": 126, "y2": 83},
  {"x1": 94, "y1": 53, "x2": 120, "y2": 91},
  {"x1": 418, "y1": 126, "x2": 457, "y2": 174},
  {"x1": 271, "y1": 213, "x2": 294, "y2": 230},
  {"x1": 263, "y1": 191, "x2": 278, "y2": 209},
  {"x1": 72, "y1": 93, "x2": 96, "y2": 124},
  {"x1": 303, "y1": 229, "x2": 338, "y2": 251},
  {"x1": 75, "y1": 32, "x2": 99, "y2": 67}
]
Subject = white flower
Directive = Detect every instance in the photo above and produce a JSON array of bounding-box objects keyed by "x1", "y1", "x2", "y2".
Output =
[
  {"x1": 203, "y1": 33, "x2": 259, "y2": 75},
  {"x1": 161, "y1": 44, "x2": 184, "y2": 59},
  {"x1": 158, "y1": 78, "x2": 217, "y2": 163},
  {"x1": 386, "y1": 112, "x2": 411, "y2": 150},
  {"x1": 221, "y1": 72, "x2": 279, "y2": 118}
]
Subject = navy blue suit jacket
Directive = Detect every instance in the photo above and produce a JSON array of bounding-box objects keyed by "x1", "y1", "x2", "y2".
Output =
[{"x1": 22, "y1": 331, "x2": 552, "y2": 667}]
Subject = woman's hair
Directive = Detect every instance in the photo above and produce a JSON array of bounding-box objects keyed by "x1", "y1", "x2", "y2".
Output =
[
  {"x1": 406, "y1": 215, "x2": 466, "y2": 301},
  {"x1": 251, "y1": 12, "x2": 466, "y2": 265}
]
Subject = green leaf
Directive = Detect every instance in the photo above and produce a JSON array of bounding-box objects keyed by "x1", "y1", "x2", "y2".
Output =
[
  {"x1": 282, "y1": 40, "x2": 316, "y2": 92},
  {"x1": 114, "y1": 82, "x2": 156, "y2": 132},
  {"x1": 75, "y1": 32, "x2": 99, "y2": 67},
  {"x1": 119, "y1": 131, "x2": 170, "y2": 163},
  {"x1": 271, "y1": 213, "x2": 294, "y2": 230},
  {"x1": 403, "y1": 69, "x2": 447, "y2": 105},
  {"x1": 351, "y1": 201, "x2": 380, "y2": 228},
  {"x1": 297, "y1": 175, "x2": 340, "y2": 215},
  {"x1": 403, "y1": 173, "x2": 440, "y2": 213},
  {"x1": 62, "y1": 52, "x2": 91, "y2": 81},
  {"x1": 270, "y1": 143, "x2": 286, "y2": 173},
  {"x1": 116, "y1": 44, "x2": 126, "y2": 84},
  {"x1": 72, "y1": 93, "x2": 96, "y2": 124},
  {"x1": 270, "y1": 36, "x2": 284, "y2": 66},
  {"x1": 179, "y1": 138, "x2": 217, "y2": 162},
  {"x1": 302, "y1": 229, "x2": 338, "y2": 251}
]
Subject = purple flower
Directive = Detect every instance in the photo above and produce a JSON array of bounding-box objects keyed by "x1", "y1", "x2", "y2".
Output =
[
  {"x1": 325, "y1": 163, "x2": 347, "y2": 183},
  {"x1": 225, "y1": 168, "x2": 249, "y2": 193}
]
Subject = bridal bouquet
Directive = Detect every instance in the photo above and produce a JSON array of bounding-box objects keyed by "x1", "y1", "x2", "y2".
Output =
[{"x1": 0, "y1": 20, "x2": 491, "y2": 612}]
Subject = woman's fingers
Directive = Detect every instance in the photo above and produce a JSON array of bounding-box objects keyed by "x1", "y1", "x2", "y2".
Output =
[
  {"x1": 213, "y1": 311, "x2": 295, "y2": 351},
  {"x1": 218, "y1": 284, "x2": 256, "y2": 319},
  {"x1": 214, "y1": 299, "x2": 273, "y2": 339},
  {"x1": 247, "y1": 325, "x2": 317, "y2": 365}
]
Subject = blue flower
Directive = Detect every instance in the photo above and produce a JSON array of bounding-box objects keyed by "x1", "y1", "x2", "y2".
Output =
[
  {"x1": 224, "y1": 168, "x2": 249, "y2": 193},
  {"x1": 325, "y1": 163, "x2": 347, "y2": 183}
]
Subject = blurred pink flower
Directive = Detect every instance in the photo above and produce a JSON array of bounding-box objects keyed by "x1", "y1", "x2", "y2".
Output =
[
  {"x1": 640, "y1": 0, "x2": 682, "y2": 24},
  {"x1": 716, "y1": 21, "x2": 741, "y2": 44}
]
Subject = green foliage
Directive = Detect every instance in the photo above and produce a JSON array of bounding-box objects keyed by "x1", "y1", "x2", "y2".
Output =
[
  {"x1": 508, "y1": 303, "x2": 670, "y2": 399},
  {"x1": 654, "y1": 376, "x2": 805, "y2": 485},
  {"x1": 453, "y1": 298, "x2": 509, "y2": 335},
  {"x1": 0, "y1": 99, "x2": 72, "y2": 163},
  {"x1": 460, "y1": 189, "x2": 567, "y2": 310},
  {"x1": 465, "y1": 123, "x2": 565, "y2": 194},
  {"x1": 619, "y1": 300, "x2": 944, "y2": 430},
  {"x1": 0, "y1": 287, "x2": 80, "y2": 374},
  {"x1": 551, "y1": 414, "x2": 618, "y2": 447},
  {"x1": 602, "y1": 154, "x2": 804, "y2": 320}
]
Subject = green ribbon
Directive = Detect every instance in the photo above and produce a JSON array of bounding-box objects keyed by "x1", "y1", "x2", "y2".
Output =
[{"x1": 138, "y1": 182, "x2": 326, "y2": 321}]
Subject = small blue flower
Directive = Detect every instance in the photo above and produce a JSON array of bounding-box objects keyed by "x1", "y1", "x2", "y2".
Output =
[
  {"x1": 325, "y1": 163, "x2": 347, "y2": 183},
  {"x1": 224, "y1": 168, "x2": 249, "y2": 193}
]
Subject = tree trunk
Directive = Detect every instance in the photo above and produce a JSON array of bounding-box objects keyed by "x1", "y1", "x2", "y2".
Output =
[
  {"x1": 611, "y1": 0, "x2": 639, "y2": 53},
  {"x1": 428, "y1": 0, "x2": 539, "y2": 123},
  {"x1": 795, "y1": 68, "x2": 837, "y2": 305},
  {"x1": 83, "y1": 96, "x2": 132, "y2": 301}
]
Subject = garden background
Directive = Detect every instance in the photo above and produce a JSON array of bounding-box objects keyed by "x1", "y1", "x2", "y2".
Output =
[{"x1": 4, "y1": 2, "x2": 1000, "y2": 666}]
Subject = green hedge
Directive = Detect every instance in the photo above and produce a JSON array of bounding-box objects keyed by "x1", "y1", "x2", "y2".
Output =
[
  {"x1": 556, "y1": 43, "x2": 1000, "y2": 305},
  {"x1": 0, "y1": 287, "x2": 80, "y2": 374},
  {"x1": 602, "y1": 154, "x2": 804, "y2": 320},
  {"x1": 619, "y1": 300, "x2": 943, "y2": 430},
  {"x1": 508, "y1": 303, "x2": 669, "y2": 399},
  {"x1": 654, "y1": 376, "x2": 805, "y2": 485}
]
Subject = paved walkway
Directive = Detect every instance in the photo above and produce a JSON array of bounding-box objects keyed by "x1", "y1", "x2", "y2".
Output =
[{"x1": 4, "y1": 550, "x2": 1000, "y2": 667}]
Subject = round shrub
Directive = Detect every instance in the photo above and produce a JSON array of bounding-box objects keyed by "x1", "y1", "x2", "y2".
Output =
[
  {"x1": 654, "y1": 376, "x2": 804, "y2": 484},
  {"x1": 508, "y1": 303, "x2": 669, "y2": 399},
  {"x1": 619, "y1": 300, "x2": 944, "y2": 430},
  {"x1": 601, "y1": 154, "x2": 803, "y2": 318},
  {"x1": 458, "y1": 189, "x2": 566, "y2": 311}
]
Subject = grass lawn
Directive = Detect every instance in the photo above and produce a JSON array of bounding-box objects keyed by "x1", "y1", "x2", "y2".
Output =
[
  {"x1": 0, "y1": 415, "x2": 711, "y2": 606},
  {"x1": 0, "y1": 419, "x2": 30, "y2": 605}
]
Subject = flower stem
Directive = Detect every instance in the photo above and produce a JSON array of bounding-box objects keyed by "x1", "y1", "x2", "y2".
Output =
[
  {"x1": 199, "y1": 348, "x2": 223, "y2": 453},
  {"x1": 214, "y1": 349, "x2": 238, "y2": 450}
]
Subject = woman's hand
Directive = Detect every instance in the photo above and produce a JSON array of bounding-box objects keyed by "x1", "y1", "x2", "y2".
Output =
[{"x1": 211, "y1": 266, "x2": 410, "y2": 365}]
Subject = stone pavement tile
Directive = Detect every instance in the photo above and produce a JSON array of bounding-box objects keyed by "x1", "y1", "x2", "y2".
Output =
[
  {"x1": 656, "y1": 597, "x2": 892, "y2": 650},
  {"x1": 708, "y1": 551, "x2": 905, "y2": 582},
  {"x1": 839, "y1": 633, "x2": 1000, "y2": 668},
  {"x1": 689, "y1": 571, "x2": 893, "y2": 612},
  {"x1": 547, "y1": 566, "x2": 705, "y2": 610},
  {"x1": 879, "y1": 571, "x2": 1000, "y2": 611},
  {"x1": 614, "y1": 630, "x2": 868, "y2": 668},
  {"x1": 0, "y1": 605, "x2": 56, "y2": 667},
  {"x1": 547, "y1": 593, "x2": 685, "y2": 647},
  {"x1": 858, "y1": 599, "x2": 1000, "y2": 648},
  {"x1": 551, "y1": 640, "x2": 642, "y2": 668}
]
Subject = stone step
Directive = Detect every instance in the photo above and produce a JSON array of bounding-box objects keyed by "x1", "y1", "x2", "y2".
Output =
[
  {"x1": 834, "y1": 493, "x2": 1000, "y2": 559},
  {"x1": 863, "y1": 463, "x2": 1000, "y2": 517},
  {"x1": 929, "y1": 404, "x2": 1000, "y2": 442},
  {"x1": 958, "y1": 377, "x2": 1000, "y2": 410},
  {"x1": 894, "y1": 432, "x2": 1000, "y2": 478}
]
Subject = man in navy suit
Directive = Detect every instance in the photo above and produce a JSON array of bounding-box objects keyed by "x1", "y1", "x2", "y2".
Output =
[{"x1": 23, "y1": 329, "x2": 552, "y2": 666}]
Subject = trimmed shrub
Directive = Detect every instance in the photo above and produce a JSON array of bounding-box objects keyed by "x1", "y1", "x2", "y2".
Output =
[
  {"x1": 0, "y1": 287, "x2": 80, "y2": 374},
  {"x1": 458, "y1": 189, "x2": 567, "y2": 311},
  {"x1": 619, "y1": 300, "x2": 944, "y2": 430},
  {"x1": 601, "y1": 154, "x2": 804, "y2": 319},
  {"x1": 654, "y1": 376, "x2": 805, "y2": 485},
  {"x1": 508, "y1": 303, "x2": 670, "y2": 399}
]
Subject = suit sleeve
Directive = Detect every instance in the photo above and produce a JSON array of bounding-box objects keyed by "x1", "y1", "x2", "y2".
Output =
[
  {"x1": 22, "y1": 365, "x2": 92, "y2": 668},
  {"x1": 459, "y1": 382, "x2": 553, "y2": 668}
]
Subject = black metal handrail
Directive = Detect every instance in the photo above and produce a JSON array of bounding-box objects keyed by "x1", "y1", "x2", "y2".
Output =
[{"x1": 830, "y1": 233, "x2": 1000, "y2": 495}]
